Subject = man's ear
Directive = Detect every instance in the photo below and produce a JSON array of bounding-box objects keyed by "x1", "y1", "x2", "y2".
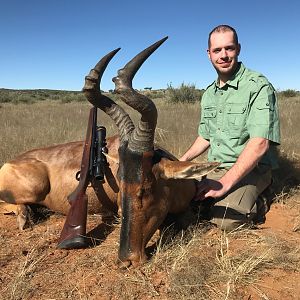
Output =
[
  {"x1": 207, "y1": 48, "x2": 211, "y2": 60},
  {"x1": 237, "y1": 43, "x2": 241, "y2": 55},
  {"x1": 157, "y1": 158, "x2": 220, "y2": 180}
]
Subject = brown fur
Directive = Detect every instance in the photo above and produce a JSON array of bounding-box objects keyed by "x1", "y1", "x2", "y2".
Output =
[
  {"x1": 0, "y1": 136, "x2": 120, "y2": 228},
  {"x1": 0, "y1": 131, "x2": 218, "y2": 266}
]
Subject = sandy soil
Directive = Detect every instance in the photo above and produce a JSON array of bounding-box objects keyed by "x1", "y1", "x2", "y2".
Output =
[{"x1": 0, "y1": 201, "x2": 299, "y2": 300}]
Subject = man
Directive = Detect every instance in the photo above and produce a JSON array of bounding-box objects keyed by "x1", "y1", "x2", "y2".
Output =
[{"x1": 180, "y1": 25, "x2": 280, "y2": 231}]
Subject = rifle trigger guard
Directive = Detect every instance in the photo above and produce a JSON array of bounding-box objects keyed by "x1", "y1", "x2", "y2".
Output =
[{"x1": 75, "y1": 171, "x2": 81, "y2": 181}]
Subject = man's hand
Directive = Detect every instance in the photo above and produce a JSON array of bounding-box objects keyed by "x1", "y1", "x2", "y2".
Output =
[
  {"x1": 193, "y1": 137, "x2": 270, "y2": 201},
  {"x1": 190, "y1": 137, "x2": 270, "y2": 203},
  {"x1": 193, "y1": 178, "x2": 231, "y2": 201}
]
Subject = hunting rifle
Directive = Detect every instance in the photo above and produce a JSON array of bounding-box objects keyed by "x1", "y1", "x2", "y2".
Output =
[{"x1": 57, "y1": 106, "x2": 108, "y2": 249}]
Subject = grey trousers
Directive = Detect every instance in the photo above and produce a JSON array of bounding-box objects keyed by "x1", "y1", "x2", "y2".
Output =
[{"x1": 205, "y1": 165, "x2": 272, "y2": 231}]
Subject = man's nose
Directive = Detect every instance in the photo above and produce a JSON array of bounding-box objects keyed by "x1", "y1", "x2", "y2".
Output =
[{"x1": 220, "y1": 48, "x2": 228, "y2": 58}]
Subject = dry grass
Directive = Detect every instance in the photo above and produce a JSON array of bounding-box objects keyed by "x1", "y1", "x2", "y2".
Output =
[
  {"x1": 98, "y1": 223, "x2": 299, "y2": 299},
  {"x1": 1, "y1": 96, "x2": 299, "y2": 164},
  {"x1": 0, "y1": 99, "x2": 202, "y2": 166},
  {"x1": 0, "y1": 95, "x2": 300, "y2": 299},
  {"x1": 4, "y1": 248, "x2": 47, "y2": 300}
]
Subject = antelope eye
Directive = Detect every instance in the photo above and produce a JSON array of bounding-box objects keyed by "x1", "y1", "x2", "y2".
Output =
[
  {"x1": 137, "y1": 186, "x2": 152, "y2": 199},
  {"x1": 137, "y1": 188, "x2": 144, "y2": 199}
]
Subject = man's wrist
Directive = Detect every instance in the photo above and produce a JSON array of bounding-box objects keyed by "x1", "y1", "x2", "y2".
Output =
[
  {"x1": 179, "y1": 155, "x2": 188, "y2": 161},
  {"x1": 219, "y1": 175, "x2": 234, "y2": 192}
]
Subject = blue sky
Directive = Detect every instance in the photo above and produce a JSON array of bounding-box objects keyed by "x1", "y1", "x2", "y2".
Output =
[{"x1": 0, "y1": 0, "x2": 299, "y2": 92}]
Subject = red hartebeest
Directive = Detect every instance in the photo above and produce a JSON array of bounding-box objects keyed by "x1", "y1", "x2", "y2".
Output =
[{"x1": 0, "y1": 37, "x2": 218, "y2": 267}]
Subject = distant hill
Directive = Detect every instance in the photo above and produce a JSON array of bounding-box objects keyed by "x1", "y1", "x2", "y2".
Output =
[
  {"x1": 1, "y1": 87, "x2": 298, "y2": 105},
  {"x1": 0, "y1": 88, "x2": 161, "y2": 104},
  {"x1": 0, "y1": 88, "x2": 85, "y2": 104},
  {"x1": 0, "y1": 88, "x2": 164, "y2": 104}
]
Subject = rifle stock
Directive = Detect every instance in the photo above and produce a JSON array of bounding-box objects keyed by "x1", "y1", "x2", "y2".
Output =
[{"x1": 57, "y1": 107, "x2": 96, "y2": 249}]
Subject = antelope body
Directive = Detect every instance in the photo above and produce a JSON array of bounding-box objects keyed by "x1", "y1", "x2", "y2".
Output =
[
  {"x1": 0, "y1": 37, "x2": 218, "y2": 267},
  {"x1": 0, "y1": 137, "x2": 120, "y2": 228}
]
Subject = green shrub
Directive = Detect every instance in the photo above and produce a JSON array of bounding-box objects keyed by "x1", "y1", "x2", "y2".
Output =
[
  {"x1": 0, "y1": 90, "x2": 13, "y2": 103},
  {"x1": 12, "y1": 94, "x2": 36, "y2": 104},
  {"x1": 278, "y1": 89, "x2": 299, "y2": 98},
  {"x1": 166, "y1": 83, "x2": 203, "y2": 104},
  {"x1": 142, "y1": 89, "x2": 165, "y2": 99},
  {"x1": 60, "y1": 93, "x2": 85, "y2": 103}
]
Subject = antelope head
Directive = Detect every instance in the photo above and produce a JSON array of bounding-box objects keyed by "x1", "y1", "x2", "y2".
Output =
[{"x1": 83, "y1": 37, "x2": 218, "y2": 267}]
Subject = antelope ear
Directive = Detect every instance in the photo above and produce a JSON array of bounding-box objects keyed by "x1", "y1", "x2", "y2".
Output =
[
  {"x1": 103, "y1": 152, "x2": 119, "y2": 164},
  {"x1": 157, "y1": 159, "x2": 220, "y2": 180}
]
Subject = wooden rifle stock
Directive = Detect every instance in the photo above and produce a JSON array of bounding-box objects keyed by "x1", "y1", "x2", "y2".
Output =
[{"x1": 58, "y1": 107, "x2": 96, "y2": 249}]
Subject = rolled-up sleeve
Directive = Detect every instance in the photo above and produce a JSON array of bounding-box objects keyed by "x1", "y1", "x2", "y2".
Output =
[
  {"x1": 198, "y1": 108, "x2": 210, "y2": 140},
  {"x1": 247, "y1": 84, "x2": 280, "y2": 144}
]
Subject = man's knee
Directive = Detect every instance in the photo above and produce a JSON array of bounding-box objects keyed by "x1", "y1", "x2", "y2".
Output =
[
  {"x1": 210, "y1": 204, "x2": 254, "y2": 231},
  {"x1": 211, "y1": 216, "x2": 248, "y2": 231}
]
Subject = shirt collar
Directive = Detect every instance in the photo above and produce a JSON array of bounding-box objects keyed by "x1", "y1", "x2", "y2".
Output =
[{"x1": 213, "y1": 62, "x2": 245, "y2": 91}]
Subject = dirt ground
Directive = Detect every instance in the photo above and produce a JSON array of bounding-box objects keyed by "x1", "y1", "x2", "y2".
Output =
[
  {"x1": 0, "y1": 199, "x2": 299, "y2": 300},
  {"x1": 245, "y1": 203, "x2": 300, "y2": 299}
]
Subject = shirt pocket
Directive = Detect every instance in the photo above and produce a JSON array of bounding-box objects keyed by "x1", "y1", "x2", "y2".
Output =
[
  {"x1": 255, "y1": 101, "x2": 273, "y2": 125},
  {"x1": 226, "y1": 103, "x2": 247, "y2": 137},
  {"x1": 202, "y1": 106, "x2": 217, "y2": 136}
]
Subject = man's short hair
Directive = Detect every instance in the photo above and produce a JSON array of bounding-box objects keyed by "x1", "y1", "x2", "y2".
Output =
[{"x1": 208, "y1": 25, "x2": 239, "y2": 48}]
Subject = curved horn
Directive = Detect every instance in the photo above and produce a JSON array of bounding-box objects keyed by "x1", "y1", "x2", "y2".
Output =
[
  {"x1": 113, "y1": 37, "x2": 168, "y2": 152},
  {"x1": 83, "y1": 48, "x2": 134, "y2": 140},
  {"x1": 113, "y1": 36, "x2": 168, "y2": 91}
]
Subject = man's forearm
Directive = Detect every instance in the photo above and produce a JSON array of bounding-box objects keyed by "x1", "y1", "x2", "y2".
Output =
[
  {"x1": 194, "y1": 137, "x2": 270, "y2": 200},
  {"x1": 219, "y1": 137, "x2": 270, "y2": 191},
  {"x1": 179, "y1": 136, "x2": 210, "y2": 161}
]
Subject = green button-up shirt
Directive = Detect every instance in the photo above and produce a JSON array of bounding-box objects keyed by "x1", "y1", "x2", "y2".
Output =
[{"x1": 198, "y1": 62, "x2": 280, "y2": 169}]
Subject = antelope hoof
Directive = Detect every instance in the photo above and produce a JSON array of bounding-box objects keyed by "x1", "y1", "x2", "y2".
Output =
[
  {"x1": 117, "y1": 259, "x2": 132, "y2": 269},
  {"x1": 16, "y1": 205, "x2": 32, "y2": 230}
]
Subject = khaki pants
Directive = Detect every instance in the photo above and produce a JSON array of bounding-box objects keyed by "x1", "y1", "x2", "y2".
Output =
[{"x1": 205, "y1": 165, "x2": 272, "y2": 231}]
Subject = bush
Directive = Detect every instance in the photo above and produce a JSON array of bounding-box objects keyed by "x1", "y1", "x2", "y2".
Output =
[
  {"x1": 60, "y1": 93, "x2": 85, "y2": 103},
  {"x1": 0, "y1": 89, "x2": 87, "y2": 104},
  {"x1": 0, "y1": 90, "x2": 13, "y2": 103},
  {"x1": 278, "y1": 89, "x2": 299, "y2": 98},
  {"x1": 167, "y1": 83, "x2": 203, "y2": 104},
  {"x1": 0, "y1": 91, "x2": 36, "y2": 104},
  {"x1": 12, "y1": 94, "x2": 36, "y2": 104},
  {"x1": 142, "y1": 89, "x2": 165, "y2": 99}
]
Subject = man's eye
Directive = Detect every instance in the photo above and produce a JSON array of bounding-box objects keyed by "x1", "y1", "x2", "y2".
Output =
[{"x1": 226, "y1": 47, "x2": 235, "y2": 51}]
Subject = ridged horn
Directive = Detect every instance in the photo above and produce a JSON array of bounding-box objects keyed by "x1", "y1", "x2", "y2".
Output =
[
  {"x1": 83, "y1": 48, "x2": 134, "y2": 140},
  {"x1": 112, "y1": 37, "x2": 168, "y2": 152}
]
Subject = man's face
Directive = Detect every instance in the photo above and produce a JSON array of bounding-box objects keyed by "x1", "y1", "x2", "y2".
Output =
[{"x1": 207, "y1": 31, "x2": 240, "y2": 78}]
